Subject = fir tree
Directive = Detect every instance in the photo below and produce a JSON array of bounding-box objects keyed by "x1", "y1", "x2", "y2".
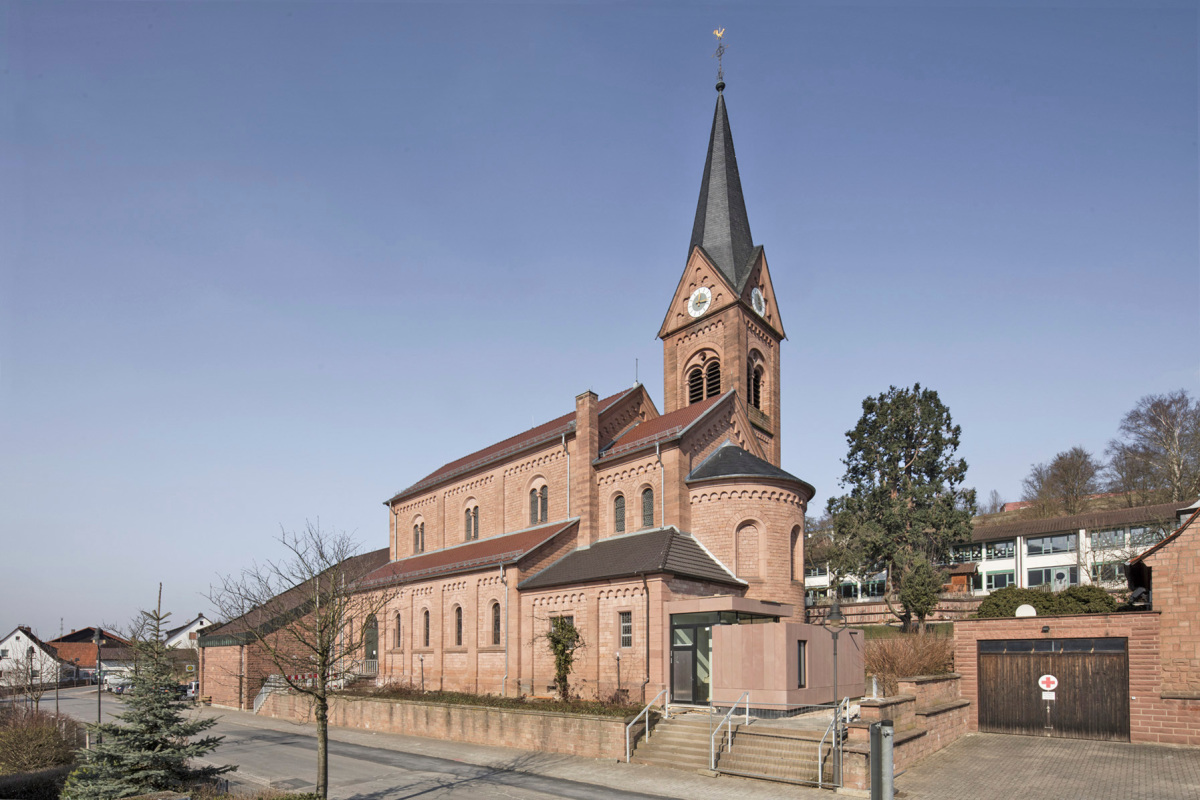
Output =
[{"x1": 63, "y1": 589, "x2": 234, "y2": 799}]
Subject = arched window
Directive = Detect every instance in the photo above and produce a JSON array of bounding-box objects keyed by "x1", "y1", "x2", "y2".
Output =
[
  {"x1": 454, "y1": 606, "x2": 463, "y2": 647},
  {"x1": 465, "y1": 509, "x2": 472, "y2": 540},
  {"x1": 539, "y1": 485, "x2": 548, "y2": 523},
  {"x1": 641, "y1": 488, "x2": 654, "y2": 528},
  {"x1": 687, "y1": 367, "x2": 704, "y2": 404},
  {"x1": 705, "y1": 360, "x2": 721, "y2": 398},
  {"x1": 413, "y1": 522, "x2": 425, "y2": 554},
  {"x1": 491, "y1": 601, "x2": 501, "y2": 646},
  {"x1": 790, "y1": 525, "x2": 802, "y2": 582},
  {"x1": 613, "y1": 494, "x2": 626, "y2": 534},
  {"x1": 465, "y1": 506, "x2": 479, "y2": 541},
  {"x1": 750, "y1": 365, "x2": 763, "y2": 409},
  {"x1": 529, "y1": 489, "x2": 538, "y2": 526},
  {"x1": 422, "y1": 609, "x2": 430, "y2": 648},
  {"x1": 395, "y1": 612, "x2": 403, "y2": 649}
]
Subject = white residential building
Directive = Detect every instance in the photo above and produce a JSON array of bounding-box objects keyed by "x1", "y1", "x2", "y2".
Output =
[{"x1": 0, "y1": 626, "x2": 63, "y2": 688}]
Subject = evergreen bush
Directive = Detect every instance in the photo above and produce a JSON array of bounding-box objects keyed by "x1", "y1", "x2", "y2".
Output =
[{"x1": 976, "y1": 585, "x2": 1118, "y2": 618}]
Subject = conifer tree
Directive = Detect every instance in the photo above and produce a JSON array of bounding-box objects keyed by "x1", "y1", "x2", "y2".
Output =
[{"x1": 63, "y1": 588, "x2": 234, "y2": 799}]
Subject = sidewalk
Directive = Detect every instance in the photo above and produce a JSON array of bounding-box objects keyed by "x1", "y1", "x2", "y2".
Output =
[{"x1": 194, "y1": 703, "x2": 838, "y2": 800}]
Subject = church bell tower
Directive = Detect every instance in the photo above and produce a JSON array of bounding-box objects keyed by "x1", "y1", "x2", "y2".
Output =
[{"x1": 657, "y1": 80, "x2": 787, "y2": 466}]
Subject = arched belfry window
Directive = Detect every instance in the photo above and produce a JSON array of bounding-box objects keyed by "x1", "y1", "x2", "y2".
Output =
[
  {"x1": 539, "y1": 485, "x2": 548, "y2": 523},
  {"x1": 641, "y1": 488, "x2": 654, "y2": 529},
  {"x1": 614, "y1": 495, "x2": 626, "y2": 534},
  {"x1": 687, "y1": 367, "x2": 704, "y2": 405},
  {"x1": 705, "y1": 361, "x2": 721, "y2": 398},
  {"x1": 748, "y1": 364, "x2": 763, "y2": 409}
]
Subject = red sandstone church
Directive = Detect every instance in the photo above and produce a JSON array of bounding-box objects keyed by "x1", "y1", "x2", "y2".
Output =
[{"x1": 200, "y1": 84, "x2": 864, "y2": 711}]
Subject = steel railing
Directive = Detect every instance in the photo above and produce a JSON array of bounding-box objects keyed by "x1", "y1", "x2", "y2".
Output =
[
  {"x1": 625, "y1": 688, "x2": 668, "y2": 763},
  {"x1": 817, "y1": 696, "x2": 848, "y2": 789},
  {"x1": 709, "y1": 691, "x2": 750, "y2": 770}
]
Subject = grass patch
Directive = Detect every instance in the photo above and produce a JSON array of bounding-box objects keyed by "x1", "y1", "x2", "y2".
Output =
[
  {"x1": 338, "y1": 683, "x2": 642, "y2": 718},
  {"x1": 856, "y1": 622, "x2": 953, "y2": 640}
]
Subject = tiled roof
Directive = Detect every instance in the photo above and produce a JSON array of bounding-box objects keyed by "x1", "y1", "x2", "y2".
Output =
[
  {"x1": 518, "y1": 527, "x2": 742, "y2": 591},
  {"x1": 164, "y1": 614, "x2": 209, "y2": 641},
  {"x1": 50, "y1": 628, "x2": 129, "y2": 646},
  {"x1": 387, "y1": 387, "x2": 637, "y2": 503},
  {"x1": 0, "y1": 626, "x2": 59, "y2": 660},
  {"x1": 947, "y1": 562, "x2": 978, "y2": 576},
  {"x1": 686, "y1": 442, "x2": 815, "y2": 497},
  {"x1": 359, "y1": 519, "x2": 578, "y2": 588},
  {"x1": 599, "y1": 393, "x2": 727, "y2": 462},
  {"x1": 970, "y1": 502, "x2": 1179, "y2": 544},
  {"x1": 200, "y1": 547, "x2": 390, "y2": 643}
]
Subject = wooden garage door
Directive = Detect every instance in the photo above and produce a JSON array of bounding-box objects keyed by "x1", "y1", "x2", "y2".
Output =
[{"x1": 978, "y1": 638, "x2": 1129, "y2": 741}]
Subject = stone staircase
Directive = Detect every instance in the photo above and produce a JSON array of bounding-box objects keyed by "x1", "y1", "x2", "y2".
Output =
[{"x1": 630, "y1": 712, "x2": 837, "y2": 786}]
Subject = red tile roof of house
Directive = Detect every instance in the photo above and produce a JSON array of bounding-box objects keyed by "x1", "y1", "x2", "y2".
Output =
[
  {"x1": 359, "y1": 519, "x2": 578, "y2": 588},
  {"x1": 598, "y1": 392, "x2": 727, "y2": 462},
  {"x1": 386, "y1": 388, "x2": 638, "y2": 504}
]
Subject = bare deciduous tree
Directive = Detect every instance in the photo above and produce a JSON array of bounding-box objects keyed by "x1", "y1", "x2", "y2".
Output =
[
  {"x1": 1107, "y1": 390, "x2": 1200, "y2": 503},
  {"x1": 208, "y1": 522, "x2": 393, "y2": 799},
  {"x1": 1022, "y1": 446, "x2": 1102, "y2": 517}
]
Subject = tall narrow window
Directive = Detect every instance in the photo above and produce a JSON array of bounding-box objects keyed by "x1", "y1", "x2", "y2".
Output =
[
  {"x1": 619, "y1": 611, "x2": 633, "y2": 649},
  {"x1": 395, "y1": 613, "x2": 403, "y2": 649},
  {"x1": 491, "y1": 601, "x2": 501, "y2": 646},
  {"x1": 797, "y1": 641, "x2": 807, "y2": 688},
  {"x1": 472, "y1": 507, "x2": 479, "y2": 540},
  {"x1": 414, "y1": 525, "x2": 420, "y2": 553},
  {"x1": 750, "y1": 366, "x2": 763, "y2": 409},
  {"x1": 614, "y1": 495, "x2": 626, "y2": 533},
  {"x1": 539, "y1": 485, "x2": 548, "y2": 523},
  {"x1": 422, "y1": 610, "x2": 430, "y2": 648},
  {"x1": 687, "y1": 367, "x2": 704, "y2": 404},
  {"x1": 705, "y1": 360, "x2": 721, "y2": 398},
  {"x1": 420, "y1": 522, "x2": 425, "y2": 552},
  {"x1": 454, "y1": 606, "x2": 463, "y2": 647},
  {"x1": 641, "y1": 488, "x2": 654, "y2": 528},
  {"x1": 530, "y1": 489, "x2": 538, "y2": 525},
  {"x1": 465, "y1": 509, "x2": 473, "y2": 540}
]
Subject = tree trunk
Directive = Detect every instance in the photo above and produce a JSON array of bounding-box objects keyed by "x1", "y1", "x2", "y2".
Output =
[{"x1": 316, "y1": 695, "x2": 328, "y2": 798}]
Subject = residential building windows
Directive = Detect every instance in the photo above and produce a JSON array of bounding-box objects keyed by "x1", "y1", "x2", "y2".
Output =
[
  {"x1": 464, "y1": 506, "x2": 479, "y2": 541},
  {"x1": 1090, "y1": 528, "x2": 1124, "y2": 550},
  {"x1": 619, "y1": 611, "x2": 633, "y2": 649},
  {"x1": 641, "y1": 488, "x2": 654, "y2": 528},
  {"x1": 1026, "y1": 533, "x2": 1076, "y2": 556},
  {"x1": 613, "y1": 495, "x2": 625, "y2": 533},
  {"x1": 986, "y1": 571, "x2": 1015, "y2": 591},
  {"x1": 805, "y1": 565, "x2": 827, "y2": 578},
  {"x1": 539, "y1": 486, "x2": 548, "y2": 523},
  {"x1": 422, "y1": 610, "x2": 430, "y2": 648},
  {"x1": 861, "y1": 580, "x2": 886, "y2": 598},
  {"x1": 687, "y1": 367, "x2": 704, "y2": 404},
  {"x1": 1130, "y1": 526, "x2": 1163, "y2": 547},
  {"x1": 491, "y1": 602, "x2": 502, "y2": 646},
  {"x1": 797, "y1": 641, "x2": 807, "y2": 689},
  {"x1": 1028, "y1": 566, "x2": 1078, "y2": 588},
  {"x1": 1092, "y1": 563, "x2": 1126, "y2": 583},
  {"x1": 950, "y1": 543, "x2": 982, "y2": 563},
  {"x1": 454, "y1": 607, "x2": 463, "y2": 647},
  {"x1": 985, "y1": 540, "x2": 1015, "y2": 560},
  {"x1": 413, "y1": 523, "x2": 425, "y2": 554}
]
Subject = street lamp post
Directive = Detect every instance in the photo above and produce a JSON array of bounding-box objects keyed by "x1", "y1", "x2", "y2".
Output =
[
  {"x1": 93, "y1": 629, "x2": 105, "y2": 741},
  {"x1": 823, "y1": 595, "x2": 848, "y2": 706},
  {"x1": 615, "y1": 651, "x2": 622, "y2": 700}
]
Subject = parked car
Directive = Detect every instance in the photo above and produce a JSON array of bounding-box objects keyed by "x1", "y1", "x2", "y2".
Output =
[{"x1": 185, "y1": 681, "x2": 199, "y2": 700}]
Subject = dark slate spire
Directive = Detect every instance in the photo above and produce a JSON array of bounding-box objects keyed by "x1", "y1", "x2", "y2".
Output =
[{"x1": 689, "y1": 88, "x2": 757, "y2": 292}]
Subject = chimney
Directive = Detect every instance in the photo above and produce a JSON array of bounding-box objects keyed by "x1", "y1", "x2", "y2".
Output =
[{"x1": 573, "y1": 390, "x2": 600, "y2": 545}]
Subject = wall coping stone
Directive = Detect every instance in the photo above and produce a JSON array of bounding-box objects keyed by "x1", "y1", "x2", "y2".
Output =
[
  {"x1": 859, "y1": 694, "x2": 916, "y2": 708},
  {"x1": 331, "y1": 692, "x2": 638, "y2": 724},
  {"x1": 897, "y1": 673, "x2": 961, "y2": 685},
  {"x1": 915, "y1": 698, "x2": 971, "y2": 718}
]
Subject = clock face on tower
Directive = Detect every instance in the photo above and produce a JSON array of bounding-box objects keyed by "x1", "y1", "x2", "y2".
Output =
[
  {"x1": 750, "y1": 287, "x2": 766, "y2": 316},
  {"x1": 687, "y1": 287, "x2": 712, "y2": 318}
]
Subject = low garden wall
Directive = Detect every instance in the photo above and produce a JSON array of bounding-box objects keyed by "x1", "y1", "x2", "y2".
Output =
[{"x1": 258, "y1": 691, "x2": 631, "y2": 760}]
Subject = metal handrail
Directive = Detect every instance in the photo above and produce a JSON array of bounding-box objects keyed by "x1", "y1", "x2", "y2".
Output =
[
  {"x1": 817, "y1": 697, "x2": 848, "y2": 789},
  {"x1": 625, "y1": 688, "x2": 668, "y2": 763},
  {"x1": 709, "y1": 691, "x2": 750, "y2": 770}
]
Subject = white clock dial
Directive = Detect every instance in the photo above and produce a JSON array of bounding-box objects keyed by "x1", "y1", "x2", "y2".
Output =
[
  {"x1": 687, "y1": 286, "x2": 712, "y2": 318},
  {"x1": 750, "y1": 287, "x2": 766, "y2": 316}
]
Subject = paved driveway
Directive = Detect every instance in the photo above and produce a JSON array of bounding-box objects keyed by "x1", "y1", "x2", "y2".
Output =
[{"x1": 898, "y1": 733, "x2": 1200, "y2": 800}]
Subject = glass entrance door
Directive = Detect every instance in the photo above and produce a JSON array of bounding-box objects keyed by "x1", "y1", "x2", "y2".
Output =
[{"x1": 671, "y1": 623, "x2": 712, "y2": 704}]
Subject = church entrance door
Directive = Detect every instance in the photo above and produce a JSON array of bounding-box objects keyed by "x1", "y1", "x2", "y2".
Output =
[{"x1": 670, "y1": 620, "x2": 712, "y2": 705}]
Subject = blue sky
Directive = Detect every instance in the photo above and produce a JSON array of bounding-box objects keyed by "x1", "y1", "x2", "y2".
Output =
[{"x1": 2, "y1": 1, "x2": 1196, "y2": 636}]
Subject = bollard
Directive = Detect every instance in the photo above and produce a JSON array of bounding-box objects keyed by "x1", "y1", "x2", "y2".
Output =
[{"x1": 869, "y1": 719, "x2": 895, "y2": 800}]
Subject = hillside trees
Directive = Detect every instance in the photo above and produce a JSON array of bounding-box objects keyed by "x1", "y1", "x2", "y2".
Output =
[
  {"x1": 826, "y1": 384, "x2": 975, "y2": 632},
  {"x1": 1021, "y1": 446, "x2": 1103, "y2": 517},
  {"x1": 1107, "y1": 390, "x2": 1200, "y2": 504}
]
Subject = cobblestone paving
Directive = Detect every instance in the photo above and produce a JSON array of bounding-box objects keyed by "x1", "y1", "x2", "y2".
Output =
[{"x1": 898, "y1": 733, "x2": 1200, "y2": 800}]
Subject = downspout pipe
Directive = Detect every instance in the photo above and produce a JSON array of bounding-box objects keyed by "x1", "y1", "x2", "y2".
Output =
[
  {"x1": 656, "y1": 443, "x2": 664, "y2": 525},
  {"x1": 640, "y1": 573, "x2": 651, "y2": 703},
  {"x1": 501, "y1": 563, "x2": 509, "y2": 697},
  {"x1": 563, "y1": 433, "x2": 570, "y2": 517}
]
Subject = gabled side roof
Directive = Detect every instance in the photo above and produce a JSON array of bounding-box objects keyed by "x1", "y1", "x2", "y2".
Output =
[
  {"x1": 50, "y1": 627, "x2": 129, "y2": 645},
  {"x1": 518, "y1": 527, "x2": 743, "y2": 591},
  {"x1": 0, "y1": 626, "x2": 59, "y2": 660},
  {"x1": 598, "y1": 392, "x2": 728, "y2": 462},
  {"x1": 164, "y1": 614, "x2": 210, "y2": 641},
  {"x1": 386, "y1": 387, "x2": 638, "y2": 504},
  {"x1": 970, "y1": 501, "x2": 1179, "y2": 544}
]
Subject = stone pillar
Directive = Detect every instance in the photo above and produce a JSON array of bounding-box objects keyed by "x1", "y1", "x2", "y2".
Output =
[{"x1": 574, "y1": 391, "x2": 600, "y2": 545}]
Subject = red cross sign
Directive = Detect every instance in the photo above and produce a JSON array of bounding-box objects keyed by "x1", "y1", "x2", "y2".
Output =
[{"x1": 1038, "y1": 674, "x2": 1058, "y2": 691}]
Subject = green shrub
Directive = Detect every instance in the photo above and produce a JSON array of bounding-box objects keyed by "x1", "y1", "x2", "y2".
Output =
[
  {"x1": 0, "y1": 765, "x2": 74, "y2": 800},
  {"x1": 976, "y1": 585, "x2": 1118, "y2": 618}
]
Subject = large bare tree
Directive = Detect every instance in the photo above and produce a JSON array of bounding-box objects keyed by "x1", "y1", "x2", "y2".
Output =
[
  {"x1": 1021, "y1": 446, "x2": 1102, "y2": 517},
  {"x1": 208, "y1": 523, "x2": 392, "y2": 799},
  {"x1": 1107, "y1": 390, "x2": 1200, "y2": 503}
]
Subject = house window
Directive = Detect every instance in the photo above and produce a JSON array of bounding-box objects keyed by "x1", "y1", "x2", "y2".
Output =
[
  {"x1": 530, "y1": 489, "x2": 538, "y2": 525},
  {"x1": 613, "y1": 495, "x2": 625, "y2": 533},
  {"x1": 950, "y1": 544, "x2": 982, "y2": 563},
  {"x1": 1028, "y1": 566, "x2": 1078, "y2": 588},
  {"x1": 454, "y1": 607, "x2": 463, "y2": 647},
  {"x1": 861, "y1": 580, "x2": 886, "y2": 598},
  {"x1": 1091, "y1": 563, "x2": 1126, "y2": 583},
  {"x1": 705, "y1": 361, "x2": 721, "y2": 398},
  {"x1": 619, "y1": 611, "x2": 632, "y2": 649},
  {"x1": 551, "y1": 615, "x2": 575, "y2": 630},
  {"x1": 687, "y1": 367, "x2": 704, "y2": 404},
  {"x1": 838, "y1": 583, "x2": 859, "y2": 600},
  {"x1": 1090, "y1": 528, "x2": 1124, "y2": 550},
  {"x1": 986, "y1": 571, "x2": 1015, "y2": 591},
  {"x1": 423, "y1": 610, "x2": 430, "y2": 648},
  {"x1": 805, "y1": 565, "x2": 828, "y2": 578},
  {"x1": 1130, "y1": 526, "x2": 1163, "y2": 547},
  {"x1": 1026, "y1": 534, "x2": 1076, "y2": 556},
  {"x1": 413, "y1": 522, "x2": 425, "y2": 554},
  {"x1": 539, "y1": 486, "x2": 548, "y2": 523},
  {"x1": 641, "y1": 488, "x2": 654, "y2": 528},
  {"x1": 797, "y1": 641, "x2": 807, "y2": 689},
  {"x1": 985, "y1": 540, "x2": 1015, "y2": 560},
  {"x1": 491, "y1": 602, "x2": 502, "y2": 646}
]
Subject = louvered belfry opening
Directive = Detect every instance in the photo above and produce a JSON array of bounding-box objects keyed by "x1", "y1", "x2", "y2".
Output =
[
  {"x1": 705, "y1": 361, "x2": 721, "y2": 398},
  {"x1": 749, "y1": 364, "x2": 762, "y2": 409},
  {"x1": 688, "y1": 367, "x2": 704, "y2": 404}
]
